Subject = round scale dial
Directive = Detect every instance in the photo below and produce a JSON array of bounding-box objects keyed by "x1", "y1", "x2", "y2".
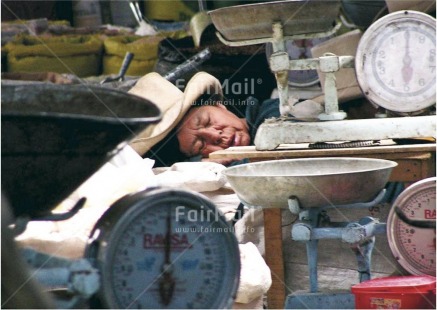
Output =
[
  {"x1": 387, "y1": 177, "x2": 436, "y2": 276},
  {"x1": 86, "y1": 188, "x2": 240, "y2": 308},
  {"x1": 356, "y1": 10, "x2": 436, "y2": 113}
]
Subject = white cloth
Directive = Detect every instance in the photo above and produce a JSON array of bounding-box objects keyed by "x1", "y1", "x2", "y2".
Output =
[
  {"x1": 16, "y1": 154, "x2": 238, "y2": 257},
  {"x1": 16, "y1": 146, "x2": 156, "y2": 258},
  {"x1": 154, "y1": 162, "x2": 227, "y2": 192},
  {"x1": 235, "y1": 242, "x2": 272, "y2": 304}
]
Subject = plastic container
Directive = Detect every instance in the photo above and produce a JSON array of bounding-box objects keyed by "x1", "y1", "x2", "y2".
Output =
[
  {"x1": 72, "y1": 0, "x2": 102, "y2": 27},
  {"x1": 144, "y1": 0, "x2": 196, "y2": 22},
  {"x1": 351, "y1": 275, "x2": 436, "y2": 309}
]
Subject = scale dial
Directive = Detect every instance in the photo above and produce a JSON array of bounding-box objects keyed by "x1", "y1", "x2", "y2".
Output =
[
  {"x1": 387, "y1": 177, "x2": 436, "y2": 276},
  {"x1": 356, "y1": 10, "x2": 436, "y2": 113},
  {"x1": 86, "y1": 188, "x2": 240, "y2": 309}
]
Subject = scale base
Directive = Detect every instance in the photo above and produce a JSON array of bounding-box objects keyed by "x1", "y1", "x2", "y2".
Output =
[
  {"x1": 254, "y1": 115, "x2": 436, "y2": 150},
  {"x1": 285, "y1": 290, "x2": 355, "y2": 309}
]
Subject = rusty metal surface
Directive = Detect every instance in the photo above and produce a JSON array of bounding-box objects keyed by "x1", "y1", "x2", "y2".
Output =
[
  {"x1": 1, "y1": 83, "x2": 161, "y2": 218},
  {"x1": 223, "y1": 157, "x2": 397, "y2": 209},
  {"x1": 209, "y1": 0, "x2": 341, "y2": 42}
]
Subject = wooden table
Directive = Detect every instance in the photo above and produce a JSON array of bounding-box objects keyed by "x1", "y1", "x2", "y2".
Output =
[{"x1": 210, "y1": 142, "x2": 436, "y2": 309}]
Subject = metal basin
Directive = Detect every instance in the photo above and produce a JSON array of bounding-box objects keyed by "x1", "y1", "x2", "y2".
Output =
[
  {"x1": 209, "y1": 0, "x2": 341, "y2": 42},
  {"x1": 1, "y1": 83, "x2": 161, "y2": 218},
  {"x1": 223, "y1": 158, "x2": 397, "y2": 208}
]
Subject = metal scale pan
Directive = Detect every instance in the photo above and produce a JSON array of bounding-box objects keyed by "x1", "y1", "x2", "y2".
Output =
[
  {"x1": 1, "y1": 83, "x2": 161, "y2": 219},
  {"x1": 209, "y1": 0, "x2": 341, "y2": 45},
  {"x1": 223, "y1": 157, "x2": 396, "y2": 209}
]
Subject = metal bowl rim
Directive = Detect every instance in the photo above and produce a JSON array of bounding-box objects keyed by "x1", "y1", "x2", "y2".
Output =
[
  {"x1": 2, "y1": 111, "x2": 163, "y2": 125},
  {"x1": 223, "y1": 157, "x2": 398, "y2": 177},
  {"x1": 1, "y1": 83, "x2": 163, "y2": 124}
]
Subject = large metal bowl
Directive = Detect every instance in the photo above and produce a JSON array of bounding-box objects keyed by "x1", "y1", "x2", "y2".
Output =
[
  {"x1": 1, "y1": 83, "x2": 161, "y2": 218},
  {"x1": 223, "y1": 158, "x2": 397, "y2": 208},
  {"x1": 208, "y1": 0, "x2": 341, "y2": 42}
]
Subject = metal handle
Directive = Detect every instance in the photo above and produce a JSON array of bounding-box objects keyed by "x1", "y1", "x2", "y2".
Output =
[
  {"x1": 395, "y1": 206, "x2": 436, "y2": 228},
  {"x1": 164, "y1": 48, "x2": 212, "y2": 83},
  {"x1": 118, "y1": 52, "x2": 134, "y2": 80},
  {"x1": 111, "y1": 48, "x2": 211, "y2": 91},
  {"x1": 100, "y1": 52, "x2": 135, "y2": 84}
]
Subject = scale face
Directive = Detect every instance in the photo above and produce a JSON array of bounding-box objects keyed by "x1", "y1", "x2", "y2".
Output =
[
  {"x1": 387, "y1": 177, "x2": 436, "y2": 276},
  {"x1": 86, "y1": 188, "x2": 240, "y2": 309},
  {"x1": 356, "y1": 10, "x2": 436, "y2": 113}
]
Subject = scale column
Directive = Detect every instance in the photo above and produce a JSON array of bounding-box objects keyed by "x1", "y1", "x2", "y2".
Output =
[
  {"x1": 306, "y1": 239, "x2": 319, "y2": 293},
  {"x1": 270, "y1": 22, "x2": 290, "y2": 115},
  {"x1": 318, "y1": 54, "x2": 348, "y2": 121}
]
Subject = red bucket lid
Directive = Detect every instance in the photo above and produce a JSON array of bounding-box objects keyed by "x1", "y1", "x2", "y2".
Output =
[{"x1": 351, "y1": 276, "x2": 436, "y2": 294}]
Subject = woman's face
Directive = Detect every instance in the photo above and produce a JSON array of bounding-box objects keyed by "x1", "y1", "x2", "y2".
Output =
[{"x1": 176, "y1": 104, "x2": 250, "y2": 158}]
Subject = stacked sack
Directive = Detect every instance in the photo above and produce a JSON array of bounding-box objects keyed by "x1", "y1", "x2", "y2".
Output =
[
  {"x1": 102, "y1": 35, "x2": 162, "y2": 76},
  {"x1": 102, "y1": 29, "x2": 188, "y2": 77},
  {"x1": 4, "y1": 34, "x2": 102, "y2": 77}
]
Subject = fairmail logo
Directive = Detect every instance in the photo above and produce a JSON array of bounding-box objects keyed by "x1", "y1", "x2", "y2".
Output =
[{"x1": 175, "y1": 77, "x2": 262, "y2": 97}]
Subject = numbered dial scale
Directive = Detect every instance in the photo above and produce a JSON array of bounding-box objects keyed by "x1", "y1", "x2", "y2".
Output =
[
  {"x1": 387, "y1": 177, "x2": 436, "y2": 276},
  {"x1": 85, "y1": 188, "x2": 240, "y2": 309},
  {"x1": 356, "y1": 10, "x2": 436, "y2": 113}
]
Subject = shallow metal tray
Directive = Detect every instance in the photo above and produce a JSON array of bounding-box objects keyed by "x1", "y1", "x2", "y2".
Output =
[
  {"x1": 223, "y1": 157, "x2": 397, "y2": 208},
  {"x1": 208, "y1": 0, "x2": 341, "y2": 42}
]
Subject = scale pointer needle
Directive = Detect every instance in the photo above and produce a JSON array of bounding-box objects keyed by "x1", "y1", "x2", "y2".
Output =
[
  {"x1": 159, "y1": 211, "x2": 176, "y2": 306},
  {"x1": 402, "y1": 30, "x2": 413, "y2": 84}
]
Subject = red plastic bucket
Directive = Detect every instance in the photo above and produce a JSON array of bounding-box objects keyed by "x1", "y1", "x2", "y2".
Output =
[{"x1": 351, "y1": 275, "x2": 436, "y2": 309}]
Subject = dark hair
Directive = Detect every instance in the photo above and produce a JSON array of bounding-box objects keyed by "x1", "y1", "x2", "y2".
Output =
[{"x1": 144, "y1": 128, "x2": 186, "y2": 167}]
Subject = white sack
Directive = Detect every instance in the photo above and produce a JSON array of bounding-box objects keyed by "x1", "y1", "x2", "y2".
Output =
[{"x1": 235, "y1": 242, "x2": 272, "y2": 304}]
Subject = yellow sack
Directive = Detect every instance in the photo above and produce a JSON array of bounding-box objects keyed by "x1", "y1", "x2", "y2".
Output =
[
  {"x1": 103, "y1": 55, "x2": 156, "y2": 76},
  {"x1": 144, "y1": 0, "x2": 196, "y2": 22},
  {"x1": 5, "y1": 35, "x2": 102, "y2": 77},
  {"x1": 103, "y1": 35, "x2": 163, "y2": 75}
]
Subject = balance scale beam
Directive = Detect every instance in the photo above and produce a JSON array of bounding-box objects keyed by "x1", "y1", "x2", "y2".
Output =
[{"x1": 254, "y1": 115, "x2": 436, "y2": 151}]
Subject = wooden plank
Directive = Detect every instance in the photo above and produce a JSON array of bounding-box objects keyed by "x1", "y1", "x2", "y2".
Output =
[
  {"x1": 263, "y1": 208, "x2": 286, "y2": 309},
  {"x1": 389, "y1": 154, "x2": 435, "y2": 182},
  {"x1": 209, "y1": 143, "x2": 436, "y2": 160}
]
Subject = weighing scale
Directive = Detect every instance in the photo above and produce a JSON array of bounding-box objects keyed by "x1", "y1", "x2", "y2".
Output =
[
  {"x1": 223, "y1": 158, "x2": 436, "y2": 308},
  {"x1": 387, "y1": 177, "x2": 436, "y2": 277},
  {"x1": 2, "y1": 83, "x2": 240, "y2": 309},
  {"x1": 223, "y1": 157, "x2": 397, "y2": 308},
  {"x1": 209, "y1": 2, "x2": 436, "y2": 150},
  {"x1": 8, "y1": 188, "x2": 241, "y2": 309},
  {"x1": 85, "y1": 188, "x2": 240, "y2": 309}
]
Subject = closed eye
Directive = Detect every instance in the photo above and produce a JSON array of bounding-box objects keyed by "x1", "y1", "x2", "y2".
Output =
[
  {"x1": 201, "y1": 115, "x2": 211, "y2": 128},
  {"x1": 198, "y1": 139, "x2": 206, "y2": 153},
  {"x1": 193, "y1": 138, "x2": 205, "y2": 155}
]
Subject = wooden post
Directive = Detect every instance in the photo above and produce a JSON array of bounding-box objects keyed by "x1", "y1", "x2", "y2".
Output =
[{"x1": 264, "y1": 208, "x2": 286, "y2": 309}]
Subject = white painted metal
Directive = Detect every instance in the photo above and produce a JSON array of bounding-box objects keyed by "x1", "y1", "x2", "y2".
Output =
[
  {"x1": 254, "y1": 115, "x2": 436, "y2": 150},
  {"x1": 355, "y1": 11, "x2": 436, "y2": 113}
]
